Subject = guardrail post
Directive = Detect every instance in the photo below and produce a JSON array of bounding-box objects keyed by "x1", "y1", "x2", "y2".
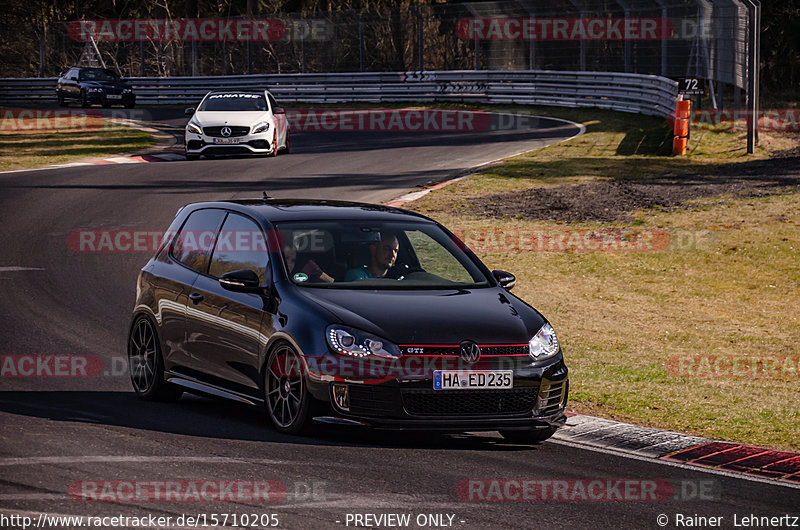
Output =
[{"x1": 673, "y1": 96, "x2": 692, "y2": 155}]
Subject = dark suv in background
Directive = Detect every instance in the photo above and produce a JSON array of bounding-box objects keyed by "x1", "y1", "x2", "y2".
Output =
[{"x1": 56, "y1": 67, "x2": 136, "y2": 108}]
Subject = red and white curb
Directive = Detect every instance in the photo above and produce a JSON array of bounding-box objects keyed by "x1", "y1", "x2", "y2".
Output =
[
  {"x1": 49, "y1": 152, "x2": 185, "y2": 168},
  {"x1": 385, "y1": 176, "x2": 466, "y2": 207},
  {"x1": 554, "y1": 414, "x2": 800, "y2": 485}
]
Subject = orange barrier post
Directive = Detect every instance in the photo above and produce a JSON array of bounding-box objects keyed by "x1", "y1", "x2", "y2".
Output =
[{"x1": 672, "y1": 96, "x2": 692, "y2": 155}]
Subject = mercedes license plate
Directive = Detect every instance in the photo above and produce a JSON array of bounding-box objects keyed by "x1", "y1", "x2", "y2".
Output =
[
  {"x1": 213, "y1": 137, "x2": 241, "y2": 144},
  {"x1": 433, "y1": 370, "x2": 513, "y2": 390}
]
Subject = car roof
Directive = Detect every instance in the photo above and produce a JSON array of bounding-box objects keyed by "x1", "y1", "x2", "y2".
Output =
[{"x1": 183, "y1": 198, "x2": 436, "y2": 224}]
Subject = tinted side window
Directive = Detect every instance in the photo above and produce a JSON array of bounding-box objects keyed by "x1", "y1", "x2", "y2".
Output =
[
  {"x1": 208, "y1": 213, "x2": 269, "y2": 284},
  {"x1": 268, "y1": 94, "x2": 279, "y2": 111},
  {"x1": 170, "y1": 209, "x2": 226, "y2": 273}
]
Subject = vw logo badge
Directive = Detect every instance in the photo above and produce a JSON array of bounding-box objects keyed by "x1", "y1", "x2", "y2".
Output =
[
  {"x1": 221, "y1": 126, "x2": 232, "y2": 137},
  {"x1": 460, "y1": 340, "x2": 481, "y2": 364}
]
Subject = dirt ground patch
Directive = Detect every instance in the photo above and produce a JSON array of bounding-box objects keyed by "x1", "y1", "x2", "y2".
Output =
[{"x1": 470, "y1": 151, "x2": 800, "y2": 223}]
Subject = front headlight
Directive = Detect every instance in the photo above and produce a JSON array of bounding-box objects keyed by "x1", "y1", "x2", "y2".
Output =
[
  {"x1": 123, "y1": 88, "x2": 133, "y2": 94},
  {"x1": 186, "y1": 121, "x2": 202, "y2": 135},
  {"x1": 252, "y1": 121, "x2": 270, "y2": 134},
  {"x1": 326, "y1": 325, "x2": 401, "y2": 358},
  {"x1": 529, "y1": 323, "x2": 560, "y2": 360},
  {"x1": 88, "y1": 87, "x2": 104, "y2": 93}
]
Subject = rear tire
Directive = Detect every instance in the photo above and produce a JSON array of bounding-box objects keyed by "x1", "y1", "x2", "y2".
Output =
[
  {"x1": 264, "y1": 343, "x2": 310, "y2": 434},
  {"x1": 282, "y1": 132, "x2": 290, "y2": 154},
  {"x1": 500, "y1": 427, "x2": 557, "y2": 444},
  {"x1": 128, "y1": 315, "x2": 182, "y2": 401}
]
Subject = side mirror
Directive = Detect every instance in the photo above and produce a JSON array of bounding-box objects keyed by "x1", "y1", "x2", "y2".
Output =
[
  {"x1": 273, "y1": 107, "x2": 285, "y2": 115},
  {"x1": 219, "y1": 269, "x2": 262, "y2": 292},
  {"x1": 492, "y1": 270, "x2": 516, "y2": 290},
  {"x1": 184, "y1": 107, "x2": 195, "y2": 116}
]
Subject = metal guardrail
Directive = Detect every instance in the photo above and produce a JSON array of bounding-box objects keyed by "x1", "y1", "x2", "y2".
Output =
[{"x1": 0, "y1": 71, "x2": 677, "y2": 117}]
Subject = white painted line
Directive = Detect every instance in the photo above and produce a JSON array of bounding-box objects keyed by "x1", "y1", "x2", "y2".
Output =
[
  {"x1": 102, "y1": 156, "x2": 142, "y2": 164},
  {"x1": 0, "y1": 267, "x2": 45, "y2": 272}
]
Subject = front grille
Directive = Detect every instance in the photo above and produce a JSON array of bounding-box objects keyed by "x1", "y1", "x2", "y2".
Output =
[
  {"x1": 402, "y1": 387, "x2": 538, "y2": 416},
  {"x1": 535, "y1": 380, "x2": 567, "y2": 417},
  {"x1": 401, "y1": 345, "x2": 529, "y2": 357},
  {"x1": 203, "y1": 125, "x2": 250, "y2": 137},
  {"x1": 200, "y1": 146, "x2": 253, "y2": 156},
  {"x1": 348, "y1": 385, "x2": 396, "y2": 417},
  {"x1": 104, "y1": 87, "x2": 122, "y2": 95}
]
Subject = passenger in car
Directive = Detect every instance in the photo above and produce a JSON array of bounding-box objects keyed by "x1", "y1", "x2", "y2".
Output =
[
  {"x1": 344, "y1": 232, "x2": 399, "y2": 281},
  {"x1": 283, "y1": 245, "x2": 334, "y2": 283}
]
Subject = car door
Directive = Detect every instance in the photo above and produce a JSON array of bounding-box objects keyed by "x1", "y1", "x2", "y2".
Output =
[
  {"x1": 64, "y1": 68, "x2": 79, "y2": 99},
  {"x1": 185, "y1": 211, "x2": 273, "y2": 398},
  {"x1": 268, "y1": 93, "x2": 287, "y2": 146},
  {"x1": 156, "y1": 208, "x2": 227, "y2": 378}
]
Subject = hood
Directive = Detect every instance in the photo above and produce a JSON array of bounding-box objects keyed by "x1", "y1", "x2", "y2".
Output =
[
  {"x1": 85, "y1": 81, "x2": 131, "y2": 89},
  {"x1": 295, "y1": 287, "x2": 545, "y2": 345},
  {"x1": 192, "y1": 111, "x2": 270, "y2": 127}
]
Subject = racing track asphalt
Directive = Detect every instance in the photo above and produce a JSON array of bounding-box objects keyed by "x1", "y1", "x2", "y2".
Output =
[{"x1": 0, "y1": 108, "x2": 797, "y2": 529}]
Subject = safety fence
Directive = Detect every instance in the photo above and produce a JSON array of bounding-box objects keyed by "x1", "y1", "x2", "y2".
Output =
[{"x1": 0, "y1": 70, "x2": 678, "y2": 117}]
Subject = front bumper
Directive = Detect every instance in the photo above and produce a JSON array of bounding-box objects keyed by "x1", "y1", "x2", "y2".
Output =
[
  {"x1": 86, "y1": 91, "x2": 135, "y2": 105},
  {"x1": 185, "y1": 131, "x2": 274, "y2": 156},
  {"x1": 305, "y1": 354, "x2": 569, "y2": 432}
]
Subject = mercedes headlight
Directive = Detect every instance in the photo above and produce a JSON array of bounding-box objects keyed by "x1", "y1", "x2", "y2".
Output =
[
  {"x1": 252, "y1": 121, "x2": 270, "y2": 134},
  {"x1": 529, "y1": 323, "x2": 560, "y2": 360},
  {"x1": 186, "y1": 121, "x2": 202, "y2": 135},
  {"x1": 326, "y1": 325, "x2": 401, "y2": 358}
]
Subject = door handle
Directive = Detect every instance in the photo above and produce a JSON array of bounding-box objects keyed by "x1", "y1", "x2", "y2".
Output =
[{"x1": 189, "y1": 292, "x2": 204, "y2": 305}]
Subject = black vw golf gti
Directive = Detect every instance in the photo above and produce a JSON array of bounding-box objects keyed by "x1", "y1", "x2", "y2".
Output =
[{"x1": 128, "y1": 199, "x2": 568, "y2": 442}]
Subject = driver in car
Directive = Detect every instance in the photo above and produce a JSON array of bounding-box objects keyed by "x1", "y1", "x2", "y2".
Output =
[{"x1": 344, "y1": 232, "x2": 399, "y2": 281}]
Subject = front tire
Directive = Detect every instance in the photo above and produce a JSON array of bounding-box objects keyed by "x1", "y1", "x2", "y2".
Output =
[
  {"x1": 57, "y1": 92, "x2": 65, "y2": 106},
  {"x1": 270, "y1": 131, "x2": 278, "y2": 157},
  {"x1": 128, "y1": 315, "x2": 182, "y2": 401},
  {"x1": 264, "y1": 343, "x2": 310, "y2": 434},
  {"x1": 80, "y1": 90, "x2": 90, "y2": 108},
  {"x1": 500, "y1": 427, "x2": 557, "y2": 444}
]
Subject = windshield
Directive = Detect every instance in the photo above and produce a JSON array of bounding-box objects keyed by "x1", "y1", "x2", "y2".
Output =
[
  {"x1": 275, "y1": 220, "x2": 489, "y2": 289},
  {"x1": 198, "y1": 93, "x2": 267, "y2": 112},
  {"x1": 79, "y1": 69, "x2": 120, "y2": 82}
]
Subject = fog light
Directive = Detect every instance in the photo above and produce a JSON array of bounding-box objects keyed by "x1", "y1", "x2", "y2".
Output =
[{"x1": 332, "y1": 384, "x2": 349, "y2": 411}]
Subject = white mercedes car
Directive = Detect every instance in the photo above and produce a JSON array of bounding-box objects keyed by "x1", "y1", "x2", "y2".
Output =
[{"x1": 184, "y1": 90, "x2": 289, "y2": 159}]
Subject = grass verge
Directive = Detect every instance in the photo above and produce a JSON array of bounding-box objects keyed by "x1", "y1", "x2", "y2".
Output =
[
  {"x1": 0, "y1": 116, "x2": 153, "y2": 172},
  {"x1": 408, "y1": 104, "x2": 800, "y2": 451}
]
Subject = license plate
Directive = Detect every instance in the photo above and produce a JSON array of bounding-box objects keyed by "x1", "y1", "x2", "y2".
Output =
[
  {"x1": 106, "y1": 95, "x2": 122, "y2": 100},
  {"x1": 213, "y1": 137, "x2": 241, "y2": 144},
  {"x1": 433, "y1": 370, "x2": 513, "y2": 390}
]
